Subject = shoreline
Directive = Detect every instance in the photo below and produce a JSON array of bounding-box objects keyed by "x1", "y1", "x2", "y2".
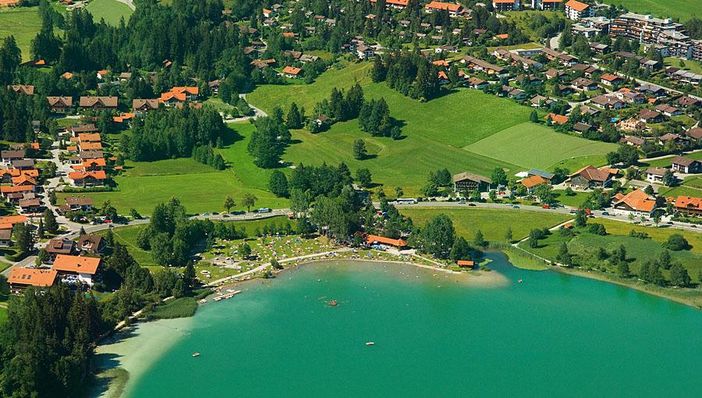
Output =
[
  {"x1": 548, "y1": 265, "x2": 702, "y2": 309},
  {"x1": 92, "y1": 254, "x2": 503, "y2": 398}
]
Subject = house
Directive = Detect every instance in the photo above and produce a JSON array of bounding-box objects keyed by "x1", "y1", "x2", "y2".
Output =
[
  {"x1": 160, "y1": 87, "x2": 199, "y2": 106},
  {"x1": 78, "y1": 96, "x2": 118, "y2": 110},
  {"x1": 424, "y1": 1, "x2": 464, "y2": 16},
  {"x1": 521, "y1": 175, "x2": 548, "y2": 193},
  {"x1": 18, "y1": 198, "x2": 41, "y2": 213},
  {"x1": 64, "y1": 196, "x2": 94, "y2": 212},
  {"x1": 457, "y1": 260, "x2": 476, "y2": 269},
  {"x1": 671, "y1": 156, "x2": 701, "y2": 174},
  {"x1": 11, "y1": 159, "x2": 35, "y2": 170},
  {"x1": 45, "y1": 238, "x2": 77, "y2": 262},
  {"x1": 600, "y1": 73, "x2": 624, "y2": 86},
  {"x1": 0, "y1": 229, "x2": 11, "y2": 247},
  {"x1": 571, "y1": 77, "x2": 597, "y2": 91},
  {"x1": 569, "y1": 165, "x2": 615, "y2": 188},
  {"x1": 68, "y1": 170, "x2": 107, "y2": 187},
  {"x1": 281, "y1": 66, "x2": 302, "y2": 78},
  {"x1": 620, "y1": 135, "x2": 645, "y2": 147},
  {"x1": 370, "y1": 0, "x2": 408, "y2": 10},
  {"x1": 573, "y1": 122, "x2": 592, "y2": 133},
  {"x1": 365, "y1": 234, "x2": 408, "y2": 249},
  {"x1": 686, "y1": 127, "x2": 702, "y2": 142},
  {"x1": 52, "y1": 255, "x2": 102, "y2": 286},
  {"x1": 530, "y1": 95, "x2": 553, "y2": 108},
  {"x1": 492, "y1": 0, "x2": 519, "y2": 11},
  {"x1": 7, "y1": 268, "x2": 58, "y2": 292},
  {"x1": 462, "y1": 56, "x2": 505, "y2": 74},
  {"x1": 468, "y1": 77, "x2": 488, "y2": 89},
  {"x1": 133, "y1": 99, "x2": 160, "y2": 113},
  {"x1": 8, "y1": 84, "x2": 34, "y2": 95},
  {"x1": 47, "y1": 96, "x2": 73, "y2": 113},
  {"x1": 590, "y1": 94, "x2": 625, "y2": 110},
  {"x1": 546, "y1": 113, "x2": 569, "y2": 125},
  {"x1": 75, "y1": 158, "x2": 106, "y2": 172},
  {"x1": 453, "y1": 172, "x2": 492, "y2": 193},
  {"x1": 654, "y1": 104, "x2": 681, "y2": 117},
  {"x1": 612, "y1": 189, "x2": 657, "y2": 215},
  {"x1": 355, "y1": 43, "x2": 376, "y2": 59},
  {"x1": 0, "y1": 149, "x2": 24, "y2": 165},
  {"x1": 70, "y1": 124, "x2": 98, "y2": 136},
  {"x1": 674, "y1": 196, "x2": 702, "y2": 216},
  {"x1": 532, "y1": 0, "x2": 563, "y2": 10},
  {"x1": 638, "y1": 109, "x2": 663, "y2": 123},
  {"x1": 645, "y1": 167, "x2": 667, "y2": 183},
  {"x1": 658, "y1": 133, "x2": 683, "y2": 146},
  {"x1": 565, "y1": 0, "x2": 592, "y2": 20},
  {"x1": 77, "y1": 234, "x2": 106, "y2": 254}
]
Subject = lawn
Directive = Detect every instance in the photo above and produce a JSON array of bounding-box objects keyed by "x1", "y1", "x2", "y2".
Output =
[
  {"x1": 400, "y1": 207, "x2": 571, "y2": 242},
  {"x1": 0, "y1": 306, "x2": 6, "y2": 325},
  {"x1": 57, "y1": 124, "x2": 288, "y2": 215},
  {"x1": 666, "y1": 58, "x2": 702, "y2": 74},
  {"x1": 502, "y1": 11, "x2": 564, "y2": 41},
  {"x1": 0, "y1": 7, "x2": 42, "y2": 61},
  {"x1": 644, "y1": 151, "x2": 702, "y2": 168},
  {"x1": 249, "y1": 62, "x2": 607, "y2": 194},
  {"x1": 465, "y1": 122, "x2": 616, "y2": 171},
  {"x1": 147, "y1": 297, "x2": 198, "y2": 319},
  {"x1": 601, "y1": 0, "x2": 702, "y2": 21},
  {"x1": 518, "y1": 216, "x2": 702, "y2": 278},
  {"x1": 86, "y1": 0, "x2": 133, "y2": 26}
]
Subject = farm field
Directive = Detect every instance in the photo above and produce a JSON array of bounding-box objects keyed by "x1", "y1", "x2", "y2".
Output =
[
  {"x1": 57, "y1": 123, "x2": 287, "y2": 215},
  {"x1": 249, "y1": 62, "x2": 613, "y2": 194},
  {"x1": 601, "y1": 0, "x2": 702, "y2": 21},
  {"x1": 86, "y1": 0, "x2": 134, "y2": 25},
  {"x1": 465, "y1": 122, "x2": 616, "y2": 170},
  {"x1": 400, "y1": 207, "x2": 571, "y2": 242},
  {"x1": 0, "y1": 7, "x2": 42, "y2": 61}
]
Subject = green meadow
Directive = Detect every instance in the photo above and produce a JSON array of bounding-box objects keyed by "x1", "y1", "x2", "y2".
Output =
[
  {"x1": 0, "y1": 7, "x2": 42, "y2": 61},
  {"x1": 400, "y1": 207, "x2": 571, "y2": 242},
  {"x1": 465, "y1": 122, "x2": 615, "y2": 170},
  {"x1": 248, "y1": 62, "x2": 612, "y2": 196},
  {"x1": 601, "y1": 0, "x2": 702, "y2": 21},
  {"x1": 57, "y1": 123, "x2": 287, "y2": 215},
  {"x1": 86, "y1": 0, "x2": 133, "y2": 26}
]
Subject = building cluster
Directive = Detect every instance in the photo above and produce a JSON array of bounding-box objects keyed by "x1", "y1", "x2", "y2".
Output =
[{"x1": 7, "y1": 234, "x2": 106, "y2": 293}]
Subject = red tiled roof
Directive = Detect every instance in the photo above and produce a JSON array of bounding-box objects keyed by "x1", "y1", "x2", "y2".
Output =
[
  {"x1": 613, "y1": 189, "x2": 656, "y2": 212},
  {"x1": 366, "y1": 234, "x2": 407, "y2": 248},
  {"x1": 52, "y1": 255, "x2": 101, "y2": 275},
  {"x1": 565, "y1": 0, "x2": 589, "y2": 11},
  {"x1": 8, "y1": 268, "x2": 57, "y2": 287}
]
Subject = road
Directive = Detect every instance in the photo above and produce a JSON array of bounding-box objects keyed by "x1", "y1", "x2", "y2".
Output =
[{"x1": 221, "y1": 94, "x2": 268, "y2": 123}]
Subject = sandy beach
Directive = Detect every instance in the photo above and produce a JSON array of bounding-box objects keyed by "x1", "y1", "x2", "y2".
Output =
[{"x1": 92, "y1": 317, "x2": 194, "y2": 398}]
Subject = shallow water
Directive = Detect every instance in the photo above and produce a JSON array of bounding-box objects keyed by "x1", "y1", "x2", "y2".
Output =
[{"x1": 123, "y1": 254, "x2": 702, "y2": 397}]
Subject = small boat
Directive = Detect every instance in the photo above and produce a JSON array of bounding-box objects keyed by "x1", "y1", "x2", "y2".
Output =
[
  {"x1": 518, "y1": 279, "x2": 523, "y2": 284},
  {"x1": 327, "y1": 299, "x2": 338, "y2": 307},
  {"x1": 192, "y1": 352, "x2": 200, "y2": 357},
  {"x1": 366, "y1": 341, "x2": 375, "y2": 346},
  {"x1": 198, "y1": 299, "x2": 207, "y2": 304},
  {"x1": 213, "y1": 296, "x2": 223, "y2": 302}
]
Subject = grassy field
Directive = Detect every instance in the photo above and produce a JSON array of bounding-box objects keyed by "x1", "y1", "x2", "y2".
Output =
[
  {"x1": 86, "y1": 0, "x2": 133, "y2": 25},
  {"x1": 0, "y1": 7, "x2": 42, "y2": 61},
  {"x1": 519, "y1": 217, "x2": 702, "y2": 280},
  {"x1": 248, "y1": 62, "x2": 611, "y2": 194},
  {"x1": 502, "y1": 11, "x2": 564, "y2": 41},
  {"x1": 400, "y1": 207, "x2": 571, "y2": 242},
  {"x1": 465, "y1": 123, "x2": 615, "y2": 171},
  {"x1": 57, "y1": 124, "x2": 288, "y2": 215},
  {"x1": 644, "y1": 151, "x2": 702, "y2": 168},
  {"x1": 601, "y1": 0, "x2": 702, "y2": 21}
]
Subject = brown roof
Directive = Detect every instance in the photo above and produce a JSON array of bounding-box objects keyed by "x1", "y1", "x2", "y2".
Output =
[
  {"x1": 571, "y1": 165, "x2": 612, "y2": 182},
  {"x1": 133, "y1": 98, "x2": 160, "y2": 110},
  {"x1": 46, "y1": 238, "x2": 75, "y2": 255},
  {"x1": 78, "y1": 96, "x2": 118, "y2": 108},
  {"x1": 671, "y1": 156, "x2": 697, "y2": 167},
  {"x1": 687, "y1": 127, "x2": 702, "y2": 140},
  {"x1": 9, "y1": 84, "x2": 34, "y2": 95},
  {"x1": 52, "y1": 255, "x2": 101, "y2": 275},
  {"x1": 47, "y1": 96, "x2": 73, "y2": 107},
  {"x1": 8, "y1": 268, "x2": 58, "y2": 287},
  {"x1": 453, "y1": 172, "x2": 492, "y2": 184}
]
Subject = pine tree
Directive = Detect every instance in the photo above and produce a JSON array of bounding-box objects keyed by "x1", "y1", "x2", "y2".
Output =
[
  {"x1": 353, "y1": 139, "x2": 367, "y2": 160},
  {"x1": 43, "y1": 209, "x2": 58, "y2": 234},
  {"x1": 286, "y1": 102, "x2": 303, "y2": 129}
]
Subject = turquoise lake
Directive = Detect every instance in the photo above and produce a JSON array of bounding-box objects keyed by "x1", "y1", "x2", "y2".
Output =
[{"x1": 126, "y1": 254, "x2": 702, "y2": 397}]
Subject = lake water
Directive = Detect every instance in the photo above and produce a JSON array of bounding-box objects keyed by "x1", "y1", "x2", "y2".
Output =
[{"x1": 125, "y1": 254, "x2": 702, "y2": 397}]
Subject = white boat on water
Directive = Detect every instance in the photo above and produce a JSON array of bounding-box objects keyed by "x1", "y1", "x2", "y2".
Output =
[
  {"x1": 366, "y1": 341, "x2": 375, "y2": 346},
  {"x1": 192, "y1": 352, "x2": 200, "y2": 357}
]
